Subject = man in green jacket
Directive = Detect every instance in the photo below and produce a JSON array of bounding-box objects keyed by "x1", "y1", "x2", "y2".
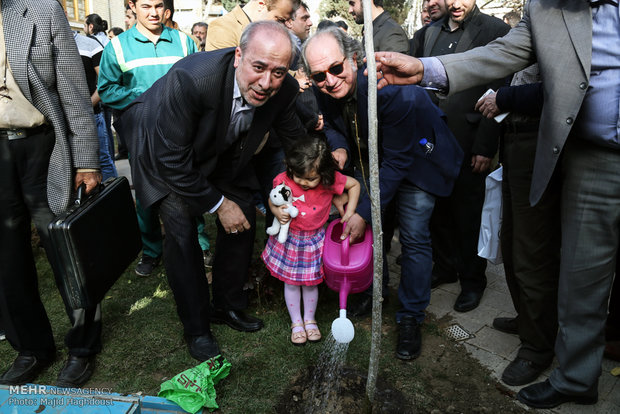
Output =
[{"x1": 98, "y1": 0, "x2": 197, "y2": 277}]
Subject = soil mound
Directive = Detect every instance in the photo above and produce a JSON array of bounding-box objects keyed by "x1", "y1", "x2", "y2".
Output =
[{"x1": 276, "y1": 366, "x2": 413, "y2": 413}]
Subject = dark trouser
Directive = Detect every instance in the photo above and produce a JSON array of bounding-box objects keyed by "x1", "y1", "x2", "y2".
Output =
[
  {"x1": 212, "y1": 199, "x2": 256, "y2": 310},
  {"x1": 254, "y1": 145, "x2": 285, "y2": 234},
  {"x1": 110, "y1": 107, "x2": 128, "y2": 157},
  {"x1": 136, "y1": 197, "x2": 164, "y2": 259},
  {"x1": 608, "y1": 261, "x2": 620, "y2": 336},
  {"x1": 548, "y1": 137, "x2": 618, "y2": 395},
  {"x1": 501, "y1": 130, "x2": 561, "y2": 366},
  {"x1": 0, "y1": 128, "x2": 101, "y2": 360},
  {"x1": 431, "y1": 164, "x2": 488, "y2": 293},
  {"x1": 156, "y1": 192, "x2": 256, "y2": 335}
]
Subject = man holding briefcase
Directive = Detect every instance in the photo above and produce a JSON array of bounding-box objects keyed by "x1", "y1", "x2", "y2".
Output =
[{"x1": 0, "y1": 0, "x2": 102, "y2": 387}]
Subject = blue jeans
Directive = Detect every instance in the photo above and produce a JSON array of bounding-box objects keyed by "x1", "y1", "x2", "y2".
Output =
[
  {"x1": 95, "y1": 112, "x2": 117, "y2": 181},
  {"x1": 395, "y1": 182, "x2": 435, "y2": 324},
  {"x1": 102, "y1": 105, "x2": 115, "y2": 158}
]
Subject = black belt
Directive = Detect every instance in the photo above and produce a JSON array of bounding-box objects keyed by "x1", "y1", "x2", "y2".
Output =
[{"x1": 0, "y1": 124, "x2": 49, "y2": 140}]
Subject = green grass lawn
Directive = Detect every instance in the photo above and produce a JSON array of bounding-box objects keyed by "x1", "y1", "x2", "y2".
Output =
[
  {"x1": 0, "y1": 219, "x2": 522, "y2": 413},
  {"x1": 0, "y1": 251, "x2": 404, "y2": 411}
]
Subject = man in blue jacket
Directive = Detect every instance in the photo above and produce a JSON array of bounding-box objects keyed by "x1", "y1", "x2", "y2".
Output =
[{"x1": 301, "y1": 27, "x2": 463, "y2": 359}]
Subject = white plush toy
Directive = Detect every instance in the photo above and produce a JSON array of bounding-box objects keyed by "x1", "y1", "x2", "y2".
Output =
[{"x1": 266, "y1": 183, "x2": 299, "y2": 244}]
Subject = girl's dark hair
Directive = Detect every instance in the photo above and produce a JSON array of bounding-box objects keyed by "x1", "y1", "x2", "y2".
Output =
[
  {"x1": 85, "y1": 14, "x2": 107, "y2": 34},
  {"x1": 286, "y1": 136, "x2": 338, "y2": 187}
]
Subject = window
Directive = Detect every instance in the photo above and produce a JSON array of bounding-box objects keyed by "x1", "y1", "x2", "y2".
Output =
[{"x1": 59, "y1": 0, "x2": 90, "y2": 23}]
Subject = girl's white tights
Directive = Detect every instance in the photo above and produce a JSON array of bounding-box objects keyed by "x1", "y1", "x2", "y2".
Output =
[{"x1": 284, "y1": 283, "x2": 319, "y2": 332}]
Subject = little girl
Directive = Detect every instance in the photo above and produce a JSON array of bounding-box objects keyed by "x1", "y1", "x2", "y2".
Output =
[{"x1": 261, "y1": 136, "x2": 360, "y2": 345}]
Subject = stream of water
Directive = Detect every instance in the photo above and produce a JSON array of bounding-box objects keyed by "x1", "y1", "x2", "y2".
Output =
[{"x1": 305, "y1": 333, "x2": 350, "y2": 413}]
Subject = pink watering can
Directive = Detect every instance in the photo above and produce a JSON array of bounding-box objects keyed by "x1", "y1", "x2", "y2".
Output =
[{"x1": 323, "y1": 220, "x2": 373, "y2": 343}]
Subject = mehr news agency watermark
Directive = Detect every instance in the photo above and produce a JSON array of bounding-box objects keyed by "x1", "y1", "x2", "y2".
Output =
[{"x1": 6, "y1": 385, "x2": 114, "y2": 408}]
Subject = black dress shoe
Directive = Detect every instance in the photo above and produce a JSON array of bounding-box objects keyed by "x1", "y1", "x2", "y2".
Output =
[
  {"x1": 210, "y1": 309, "x2": 264, "y2": 332},
  {"x1": 493, "y1": 317, "x2": 518, "y2": 335},
  {"x1": 430, "y1": 272, "x2": 458, "y2": 289},
  {"x1": 517, "y1": 379, "x2": 597, "y2": 409},
  {"x1": 186, "y1": 332, "x2": 221, "y2": 361},
  {"x1": 453, "y1": 290, "x2": 483, "y2": 312},
  {"x1": 501, "y1": 357, "x2": 549, "y2": 386},
  {"x1": 0, "y1": 354, "x2": 53, "y2": 385},
  {"x1": 56, "y1": 355, "x2": 95, "y2": 388},
  {"x1": 349, "y1": 296, "x2": 373, "y2": 318},
  {"x1": 396, "y1": 316, "x2": 421, "y2": 360}
]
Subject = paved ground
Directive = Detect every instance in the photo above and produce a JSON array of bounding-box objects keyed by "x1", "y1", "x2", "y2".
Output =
[
  {"x1": 385, "y1": 238, "x2": 620, "y2": 414},
  {"x1": 116, "y1": 158, "x2": 619, "y2": 413}
]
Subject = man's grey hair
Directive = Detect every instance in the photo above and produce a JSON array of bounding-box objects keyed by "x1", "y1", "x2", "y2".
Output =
[
  {"x1": 191, "y1": 22, "x2": 208, "y2": 31},
  {"x1": 301, "y1": 27, "x2": 364, "y2": 76},
  {"x1": 239, "y1": 21, "x2": 298, "y2": 67}
]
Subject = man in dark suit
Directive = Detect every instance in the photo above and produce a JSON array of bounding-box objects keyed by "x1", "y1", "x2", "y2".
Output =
[
  {"x1": 348, "y1": 0, "x2": 409, "y2": 54},
  {"x1": 373, "y1": 0, "x2": 618, "y2": 408},
  {"x1": 116, "y1": 21, "x2": 306, "y2": 361},
  {"x1": 422, "y1": 0, "x2": 509, "y2": 313},
  {"x1": 478, "y1": 78, "x2": 561, "y2": 387},
  {"x1": 408, "y1": 0, "x2": 447, "y2": 57},
  {"x1": 0, "y1": 0, "x2": 102, "y2": 387},
  {"x1": 302, "y1": 27, "x2": 463, "y2": 360}
]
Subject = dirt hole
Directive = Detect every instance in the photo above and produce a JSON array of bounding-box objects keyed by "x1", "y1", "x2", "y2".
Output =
[{"x1": 276, "y1": 366, "x2": 413, "y2": 413}]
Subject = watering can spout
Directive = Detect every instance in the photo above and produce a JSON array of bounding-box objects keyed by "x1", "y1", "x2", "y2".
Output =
[{"x1": 339, "y1": 280, "x2": 351, "y2": 310}]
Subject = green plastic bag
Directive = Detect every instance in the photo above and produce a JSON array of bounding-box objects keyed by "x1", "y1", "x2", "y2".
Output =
[{"x1": 158, "y1": 355, "x2": 231, "y2": 413}]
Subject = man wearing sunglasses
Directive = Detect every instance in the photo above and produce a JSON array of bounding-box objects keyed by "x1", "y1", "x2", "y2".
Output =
[{"x1": 302, "y1": 27, "x2": 463, "y2": 360}]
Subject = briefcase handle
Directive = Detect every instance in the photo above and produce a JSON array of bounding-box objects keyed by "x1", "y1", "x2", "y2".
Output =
[{"x1": 75, "y1": 182, "x2": 104, "y2": 206}]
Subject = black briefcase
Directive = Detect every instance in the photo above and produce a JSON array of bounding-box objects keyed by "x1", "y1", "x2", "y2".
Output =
[{"x1": 48, "y1": 176, "x2": 142, "y2": 309}]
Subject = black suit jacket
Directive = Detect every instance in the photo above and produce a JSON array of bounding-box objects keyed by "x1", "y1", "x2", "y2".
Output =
[
  {"x1": 409, "y1": 22, "x2": 434, "y2": 57},
  {"x1": 424, "y1": 7, "x2": 510, "y2": 159},
  {"x1": 364, "y1": 11, "x2": 409, "y2": 54},
  {"x1": 116, "y1": 48, "x2": 306, "y2": 215}
]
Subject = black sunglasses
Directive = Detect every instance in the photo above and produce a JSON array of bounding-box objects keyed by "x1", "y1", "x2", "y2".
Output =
[{"x1": 310, "y1": 58, "x2": 346, "y2": 83}]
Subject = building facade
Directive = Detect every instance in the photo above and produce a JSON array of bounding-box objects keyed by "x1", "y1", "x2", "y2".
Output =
[{"x1": 60, "y1": 0, "x2": 126, "y2": 32}]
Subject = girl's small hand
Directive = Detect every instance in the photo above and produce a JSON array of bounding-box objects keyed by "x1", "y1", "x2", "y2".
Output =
[
  {"x1": 275, "y1": 204, "x2": 291, "y2": 225},
  {"x1": 340, "y1": 210, "x2": 354, "y2": 223}
]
